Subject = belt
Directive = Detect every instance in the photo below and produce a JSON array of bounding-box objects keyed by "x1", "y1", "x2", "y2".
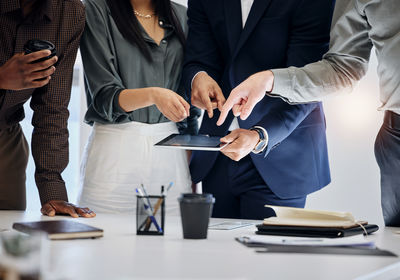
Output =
[{"x1": 384, "y1": 110, "x2": 400, "y2": 129}]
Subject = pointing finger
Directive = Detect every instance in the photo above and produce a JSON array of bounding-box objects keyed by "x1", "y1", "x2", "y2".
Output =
[
  {"x1": 202, "y1": 91, "x2": 214, "y2": 118},
  {"x1": 179, "y1": 97, "x2": 190, "y2": 117},
  {"x1": 214, "y1": 85, "x2": 226, "y2": 111},
  {"x1": 217, "y1": 95, "x2": 240, "y2": 126}
]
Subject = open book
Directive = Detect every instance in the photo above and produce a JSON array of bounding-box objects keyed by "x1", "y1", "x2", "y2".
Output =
[
  {"x1": 263, "y1": 205, "x2": 366, "y2": 228},
  {"x1": 258, "y1": 206, "x2": 379, "y2": 238}
]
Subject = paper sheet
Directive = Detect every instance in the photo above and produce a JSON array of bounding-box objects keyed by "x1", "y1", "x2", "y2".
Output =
[
  {"x1": 238, "y1": 235, "x2": 375, "y2": 248},
  {"x1": 209, "y1": 221, "x2": 255, "y2": 230}
]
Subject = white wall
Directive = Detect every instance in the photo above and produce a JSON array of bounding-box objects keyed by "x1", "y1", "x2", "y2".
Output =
[{"x1": 307, "y1": 52, "x2": 383, "y2": 226}]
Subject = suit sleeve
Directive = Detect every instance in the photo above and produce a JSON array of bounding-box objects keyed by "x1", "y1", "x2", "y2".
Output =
[
  {"x1": 182, "y1": 0, "x2": 224, "y2": 96},
  {"x1": 30, "y1": 4, "x2": 85, "y2": 205},
  {"x1": 271, "y1": 0, "x2": 372, "y2": 103},
  {"x1": 256, "y1": 0, "x2": 335, "y2": 156}
]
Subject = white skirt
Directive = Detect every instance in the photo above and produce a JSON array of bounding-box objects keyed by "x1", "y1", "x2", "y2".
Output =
[{"x1": 78, "y1": 121, "x2": 192, "y2": 214}]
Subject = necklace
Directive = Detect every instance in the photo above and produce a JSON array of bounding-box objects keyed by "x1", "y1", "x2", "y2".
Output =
[{"x1": 133, "y1": 10, "x2": 155, "y2": 19}]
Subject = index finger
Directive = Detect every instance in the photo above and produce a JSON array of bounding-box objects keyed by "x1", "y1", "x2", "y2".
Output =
[
  {"x1": 179, "y1": 97, "x2": 190, "y2": 117},
  {"x1": 217, "y1": 94, "x2": 241, "y2": 126},
  {"x1": 214, "y1": 86, "x2": 226, "y2": 111},
  {"x1": 202, "y1": 91, "x2": 214, "y2": 118},
  {"x1": 24, "y1": 50, "x2": 52, "y2": 63}
]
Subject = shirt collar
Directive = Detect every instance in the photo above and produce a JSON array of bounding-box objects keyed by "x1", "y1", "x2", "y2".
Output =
[{"x1": 140, "y1": 16, "x2": 175, "y2": 44}]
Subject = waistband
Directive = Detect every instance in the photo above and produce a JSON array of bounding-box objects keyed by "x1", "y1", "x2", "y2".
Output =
[
  {"x1": 384, "y1": 110, "x2": 400, "y2": 129},
  {"x1": 93, "y1": 121, "x2": 178, "y2": 136}
]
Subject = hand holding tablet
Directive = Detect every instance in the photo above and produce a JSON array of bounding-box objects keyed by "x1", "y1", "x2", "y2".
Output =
[{"x1": 155, "y1": 134, "x2": 227, "y2": 151}]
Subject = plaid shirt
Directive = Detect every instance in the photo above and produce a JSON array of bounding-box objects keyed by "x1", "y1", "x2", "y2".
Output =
[{"x1": 0, "y1": 0, "x2": 85, "y2": 205}]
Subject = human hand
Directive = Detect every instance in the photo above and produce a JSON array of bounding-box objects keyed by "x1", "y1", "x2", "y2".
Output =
[
  {"x1": 0, "y1": 50, "x2": 58, "y2": 90},
  {"x1": 191, "y1": 72, "x2": 225, "y2": 118},
  {"x1": 220, "y1": 129, "x2": 260, "y2": 161},
  {"x1": 41, "y1": 200, "x2": 96, "y2": 218},
  {"x1": 152, "y1": 88, "x2": 190, "y2": 122},
  {"x1": 217, "y1": 70, "x2": 274, "y2": 126}
]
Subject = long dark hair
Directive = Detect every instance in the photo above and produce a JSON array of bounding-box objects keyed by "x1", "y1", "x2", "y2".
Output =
[{"x1": 106, "y1": 0, "x2": 186, "y2": 61}]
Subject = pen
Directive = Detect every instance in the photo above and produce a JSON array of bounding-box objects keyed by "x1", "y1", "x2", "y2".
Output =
[
  {"x1": 167, "y1": 182, "x2": 173, "y2": 191},
  {"x1": 140, "y1": 186, "x2": 166, "y2": 231},
  {"x1": 162, "y1": 182, "x2": 173, "y2": 196},
  {"x1": 141, "y1": 184, "x2": 153, "y2": 211},
  {"x1": 136, "y1": 188, "x2": 163, "y2": 233},
  {"x1": 144, "y1": 189, "x2": 165, "y2": 231}
]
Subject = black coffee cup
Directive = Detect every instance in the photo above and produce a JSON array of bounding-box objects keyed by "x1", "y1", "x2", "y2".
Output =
[
  {"x1": 24, "y1": 39, "x2": 56, "y2": 63},
  {"x1": 178, "y1": 193, "x2": 215, "y2": 239}
]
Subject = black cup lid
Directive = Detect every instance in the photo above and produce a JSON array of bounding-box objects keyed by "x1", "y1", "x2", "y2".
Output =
[
  {"x1": 178, "y1": 193, "x2": 215, "y2": 203},
  {"x1": 24, "y1": 39, "x2": 56, "y2": 54}
]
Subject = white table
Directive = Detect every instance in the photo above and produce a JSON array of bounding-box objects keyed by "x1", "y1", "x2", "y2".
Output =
[{"x1": 1, "y1": 211, "x2": 400, "y2": 280}]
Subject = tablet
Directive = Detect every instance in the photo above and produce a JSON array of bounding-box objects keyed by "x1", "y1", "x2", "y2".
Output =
[{"x1": 154, "y1": 134, "x2": 227, "y2": 151}]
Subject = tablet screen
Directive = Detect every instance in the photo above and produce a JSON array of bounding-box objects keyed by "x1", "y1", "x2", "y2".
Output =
[{"x1": 155, "y1": 134, "x2": 225, "y2": 151}]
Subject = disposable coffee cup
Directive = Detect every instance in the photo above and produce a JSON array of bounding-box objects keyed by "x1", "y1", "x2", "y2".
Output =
[
  {"x1": 24, "y1": 39, "x2": 56, "y2": 63},
  {"x1": 178, "y1": 193, "x2": 215, "y2": 239}
]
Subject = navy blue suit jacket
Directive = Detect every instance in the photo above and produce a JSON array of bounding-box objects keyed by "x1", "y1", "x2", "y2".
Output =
[{"x1": 182, "y1": 0, "x2": 334, "y2": 199}]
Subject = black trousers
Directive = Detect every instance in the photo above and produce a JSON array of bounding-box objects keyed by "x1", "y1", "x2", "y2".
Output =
[
  {"x1": 0, "y1": 124, "x2": 29, "y2": 210},
  {"x1": 375, "y1": 111, "x2": 400, "y2": 226}
]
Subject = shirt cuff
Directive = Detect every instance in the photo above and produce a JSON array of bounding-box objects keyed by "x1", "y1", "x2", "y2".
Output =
[
  {"x1": 269, "y1": 69, "x2": 297, "y2": 104},
  {"x1": 113, "y1": 89, "x2": 129, "y2": 114},
  {"x1": 191, "y1": 71, "x2": 207, "y2": 90},
  {"x1": 38, "y1": 182, "x2": 69, "y2": 205}
]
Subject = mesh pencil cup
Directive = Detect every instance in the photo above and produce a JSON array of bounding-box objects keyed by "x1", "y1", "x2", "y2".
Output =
[{"x1": 136, "y1": 195, "x2": 165, "y2": 235}]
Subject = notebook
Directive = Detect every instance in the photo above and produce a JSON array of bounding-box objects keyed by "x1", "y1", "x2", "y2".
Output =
[
  {"x1": 12, "y1": 220, "x2": 103, "y2": 240},
  {"x1": 257, "y1": 205, "x2": 379, "y2": 238}
]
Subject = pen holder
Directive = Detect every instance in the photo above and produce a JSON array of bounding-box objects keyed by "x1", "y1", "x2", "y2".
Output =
[{"x1": 136, "y1": 195, "x2": 165, "y2": 235}]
